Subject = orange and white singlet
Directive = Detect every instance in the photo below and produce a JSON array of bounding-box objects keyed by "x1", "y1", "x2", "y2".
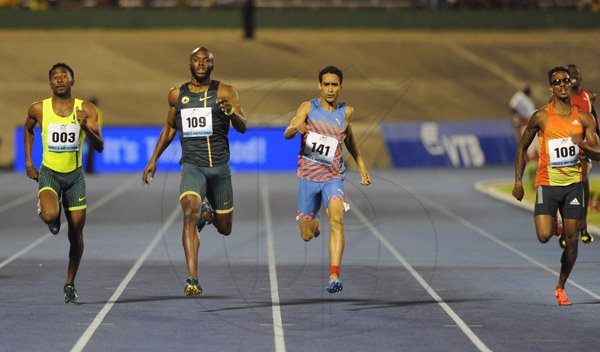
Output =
[{"x1": 535, "y1": 104, "x2": 583, "y2": 187}]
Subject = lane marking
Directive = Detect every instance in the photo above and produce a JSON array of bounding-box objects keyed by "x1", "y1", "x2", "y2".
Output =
[
  {"x1": 260, "y1": 179, "x2": 287, "y2": 352},
  {"x1": 71, "y1": 204, "x2": 181, "y2": 352},
  {"x1": 0, "y1": 192, "x2": 37, "y2": 214},
  {"x1": 0, "y1": 176, "x2": 137, "y2": 270},
  {"x1": 349, "y1": 200, "x2": 492, "y2": 352}
]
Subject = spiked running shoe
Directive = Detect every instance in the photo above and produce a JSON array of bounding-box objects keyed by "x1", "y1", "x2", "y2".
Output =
[
  {"x1": 196, "y1": 200, "x2": 213, "y2": 233},
  {"x1": 64, "y1": 284, "x2": 79, "y2": 305},
  {"x1": 326, "y1": 278, "x2": 343, "y2": 294},
  {"x1": 580, "y1": 227, "x2": 594, "y2": 244},
  {"x1": 184, "y1": 277, "x2": 202, "y2": 296},
  {"x1": 555, "y1": 288, "x2": 571, "y2": 306}
]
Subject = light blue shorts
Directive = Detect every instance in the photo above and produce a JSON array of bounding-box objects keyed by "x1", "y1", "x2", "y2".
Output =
[{"x1": 297, "y1": 178, "x2": 345, "y2": 221}]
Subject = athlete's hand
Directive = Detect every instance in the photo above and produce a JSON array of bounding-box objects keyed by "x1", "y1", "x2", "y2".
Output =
[
  {"x1": 570, "y1": 132, "x2": 583, "y2": 146},
  {"x1": 359, "y1": 169, "x2": 371, "y2": 186},
  {"x1": 217, "y1": 98, "x2": 234, "y2": 116},
  {"x1": 76, "y1": 107, "x2": 88, "y2": 129},
  {"x1": 142, "y1": 162, "x2": 156, "y2": 185},
  {"x1": 26, "y1": 164, "x2": 39, "y2": 181},
  {"x1": 512, "y1": 181, "x2": 524, "y2": 201},
  {"x1": 292, "y1": 121, "x2": 309, "y2": 135}
]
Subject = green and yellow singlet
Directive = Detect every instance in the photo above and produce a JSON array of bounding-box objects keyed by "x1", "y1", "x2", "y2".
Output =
[
  {"x1": 41, "y1": 98, "x2": 85, "y2": 173},
  {"x1": 174, "y1": 80, "x2": 231, "y2": 167}
]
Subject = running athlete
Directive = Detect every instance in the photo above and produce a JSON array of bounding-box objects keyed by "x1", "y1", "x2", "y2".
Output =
[
  {"x1": 567, "y1": 64, "x2": 597, "y2": 245},
  {"x1": 513, "y1": 66, "x2": 598, "y2": 305},
  {"x1": 284, "y1": 66, "x2": 371, "y2": 294},
  {"x1": 24, "y1": 63, "x2": 104, "y2": 304},
  {"x1": 142, "y1": 47, "x2": 247, "y2": 296}
]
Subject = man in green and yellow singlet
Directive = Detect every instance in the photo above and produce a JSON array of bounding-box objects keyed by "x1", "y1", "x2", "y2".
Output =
[
  {"x1": 24, "y1": 63, "x2": 104, "y2": 304},
  {"x1": 142, "y1": 47, "x2": 247, "y2": 296}
]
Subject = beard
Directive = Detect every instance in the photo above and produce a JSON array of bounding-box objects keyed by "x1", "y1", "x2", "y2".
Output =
[{"x1": 190, "y1": 65, "x2": 214, "y2": 83}]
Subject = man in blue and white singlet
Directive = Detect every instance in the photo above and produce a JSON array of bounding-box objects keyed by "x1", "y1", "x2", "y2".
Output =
[{"x1": 284, "y1": 66, "x2": 371, "y2": 294}]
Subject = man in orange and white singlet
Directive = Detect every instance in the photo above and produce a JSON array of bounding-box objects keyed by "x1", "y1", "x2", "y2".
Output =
[{"x1": 513, "y1": 66, "x2": 598, "y2": 306}]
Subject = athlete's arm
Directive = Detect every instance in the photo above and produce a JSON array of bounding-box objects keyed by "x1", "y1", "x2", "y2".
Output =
[
  {"x1": 217, "y1": 83, "x2": 247, "y2": 134},
  {"x1": 77, "y1": 101, "x2": 104, "y2": 153},
  {"x1": 142, "y1": 88, "x2": 179, "y2": 184},
  {"x1": 24, "y1": 102, "x2": 42, "y2": 181},
  {"x1": 574, "y1": 111, "x2": 600, "y2": 161},
  {"x1": 512, "y1": 109, "x2": 543, "y2": 201},
  {"x1": 343, "y1": 106, "x2": 371, "y2": 186},
  {"x1": 284, "y1": 101, "x2": 310, "y2": 139}
]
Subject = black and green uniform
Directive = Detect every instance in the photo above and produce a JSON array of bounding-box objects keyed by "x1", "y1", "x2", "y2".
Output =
[{"x1": 175, "y1": 80, "x2": 233, "y2": 213}]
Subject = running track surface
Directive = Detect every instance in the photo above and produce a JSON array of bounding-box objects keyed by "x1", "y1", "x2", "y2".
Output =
[{"x1": 1, "y1": 167, "x2": 600, "y2": 352}]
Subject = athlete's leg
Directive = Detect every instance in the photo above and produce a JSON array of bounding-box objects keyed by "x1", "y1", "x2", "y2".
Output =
[
  {"x1": 64, "y1": 209, "x2": 85, "y2": 285},
  {"x1": 326, "y1": 199, "x2": 345, "y2": 280},
  {"x1": 557, "y1": 217, "x2": 579, "y2": 289},
  {"x1": 205, "y1": 164, "x2": 234, "y2": 236},
  {"x1": 296, "y1": 178, "x2": 321, "y2": 242},
  {"x1": 180, "y1": 194, "x2": 201, "y2": 280},
  {"x1": 38, "y1": 189, "x2": 60, "y2": 225},
  {"x1": 534, "y1": 215, "x2": 557, "y2": 243}
]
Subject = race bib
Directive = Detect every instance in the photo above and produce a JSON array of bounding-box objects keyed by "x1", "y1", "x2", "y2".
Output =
[
  {"x1": 302, "y1": 132, "x2": 338, "y2": 165},
  {"x1": 181, "y1": 107, "x2": 213, "y2": 137},
  {"x1": 548, "y1": 138, "x2": 580, "y2": 167},
  {"x1": 47, "y1": 123, "x2": 80, "y2": 152}
]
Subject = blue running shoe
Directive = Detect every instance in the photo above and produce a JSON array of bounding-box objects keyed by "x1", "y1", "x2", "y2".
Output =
[
  {"x1": 326, "y1": 278, "x2": 343, "y2": 294},
  {"x1": 64, "y1": 284, "x2": 79, "y2": 304},
  {"x1": 196, "y1": 200, "x2": 213, "y2": 233},
  {"x1": 184, "y1": 277, "x2": 202, "y2": 296}
]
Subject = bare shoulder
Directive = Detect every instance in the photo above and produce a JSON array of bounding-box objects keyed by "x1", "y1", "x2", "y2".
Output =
[
  {"x1": 168, "y1": 86, "x2": 180, "y2": 105},
  {"x1": 345, "y1": 105, "x2": 355, "y2": 121},
  {"x1": 27, "y1": 101, "x2": 43, "y2": 119},
  {"x1": 531, "y1": 106, "x2": 548, "y2": 123},
  {"x1": 217, "y1": 81, "x2": 236, "y2": 97}
]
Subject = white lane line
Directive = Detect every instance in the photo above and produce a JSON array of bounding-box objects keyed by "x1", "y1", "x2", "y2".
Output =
[
  {"x1": 0, "y1": 192, "x2": 37, "y2": 214},
  {"x1": 71, "y1": 204, "x2": 181, "y2": 352},
  {"x1": 260, "y1": 180, "x2": 287, "y2": 352},
  {"x1": 349, "y1": 200, "x2": 492, "y2": 352},
  {"x1": 0, "y1": 176, "x2": 137, "y2": 270}
]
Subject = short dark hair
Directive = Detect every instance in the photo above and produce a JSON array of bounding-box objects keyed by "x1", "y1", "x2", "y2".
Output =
[
  {"x1": 547, "y1": 66, "x2": 568, "y2": 84},
  {"x1": 49, "y1": 63, "x2": 74, "y2": 81},
  {"x1": 319, "y1": 66, "x2": 343, "y2": 84}
]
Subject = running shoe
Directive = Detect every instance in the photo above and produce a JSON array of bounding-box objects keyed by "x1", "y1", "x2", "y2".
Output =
[
  {"x1": 184, "y1": 277, "x2": 202, "y2": 296},
  {"x1": 555, "y1": 288, "x2": 571, "y2": 306},
  {"x1": 326, "y1": 278, "x2": 343, "y2": 294},
  {"x1": 64, "y1": 284, "x2": 79, "y2": 305},
  {"x1": 580, "y1": 226, "x2": 594, "y2": 244},
  {"x1": 196, "y1": 200, "x2": 213, "y2": 233}
]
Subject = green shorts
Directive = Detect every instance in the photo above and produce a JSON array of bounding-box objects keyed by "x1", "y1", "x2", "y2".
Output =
[
  {"x1": 179, "y1": 163, "x2": 233, "y2": 214},
  {"x1": 38, "y1": 165, "x2": 87, "y2": 211}
]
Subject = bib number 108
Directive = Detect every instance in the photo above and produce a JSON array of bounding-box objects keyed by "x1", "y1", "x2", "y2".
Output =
[{"x1": 553, "y1": 146, "x2": 576, "y2": 159}]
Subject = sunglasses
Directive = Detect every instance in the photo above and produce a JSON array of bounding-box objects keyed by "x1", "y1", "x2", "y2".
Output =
[{"x1": 550, "y1": 77, "x2": 571, "y2": 86}]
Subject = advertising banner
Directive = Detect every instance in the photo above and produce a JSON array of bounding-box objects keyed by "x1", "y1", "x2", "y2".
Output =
[
  {"x1": 14, "y1": 126, "x2": 299, "y2": 173},
  {"x1": 381, "y1": 119, "x2": 516, "y2": 168}
]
